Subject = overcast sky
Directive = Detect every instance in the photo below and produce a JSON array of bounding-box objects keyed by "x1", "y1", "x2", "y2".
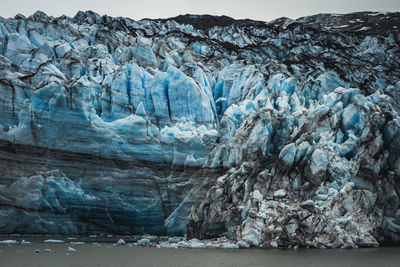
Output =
[{"x1": 1, "y1": 0, "x2": 400, "y2": 21}]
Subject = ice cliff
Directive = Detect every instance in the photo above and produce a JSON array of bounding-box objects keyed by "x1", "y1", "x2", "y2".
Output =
[{"x1": 0, "y1": 10, "x2": 400, "y2": 248}]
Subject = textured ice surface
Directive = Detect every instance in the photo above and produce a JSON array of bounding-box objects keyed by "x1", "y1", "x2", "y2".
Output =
[{"x1": 0, "y1": 11, "x2": 400, "y2": 247}]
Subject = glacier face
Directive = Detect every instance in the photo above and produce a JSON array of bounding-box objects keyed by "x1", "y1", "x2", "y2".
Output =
[{"x1": 0, "y1": 10, "x2": 400, "y2": 247}]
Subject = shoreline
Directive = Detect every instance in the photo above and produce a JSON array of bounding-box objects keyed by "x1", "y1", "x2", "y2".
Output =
[{"x1": 0, "y1": 235, "x2": 389, "y2": 249}]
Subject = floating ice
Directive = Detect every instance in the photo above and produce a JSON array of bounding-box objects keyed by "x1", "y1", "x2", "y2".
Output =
[
  {"x1": 67, "y1": 247, "x2": 76, "y2": 252},
  {"x1": 0, "y1": 240, "x2": 17, "y2": 244},
  {"x1": 44, "y1": 240, "x2": 65, "y2": 243}
]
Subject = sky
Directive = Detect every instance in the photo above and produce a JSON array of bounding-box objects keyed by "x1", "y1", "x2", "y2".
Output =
[{"x1": 1, "y1": 0, "x2": 400, "y2": 22}]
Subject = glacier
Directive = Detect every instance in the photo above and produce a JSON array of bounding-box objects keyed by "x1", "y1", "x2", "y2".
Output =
[{"x1": 0, "y1": 10, "x2": 400, "y2": 248}]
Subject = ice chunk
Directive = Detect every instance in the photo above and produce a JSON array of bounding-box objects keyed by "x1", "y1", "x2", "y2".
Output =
[
  {"x1": 279, "y1": 143, "x2": 296, "y2": 166},
  {"x1": 310, "y1": 149, "x2": 329, "y2": 178},
  {"x1": 251, "y1": 190, "x2": 264, "y2": 202},
  {"x1": 166, "y1": 66, "x2": 215, "y2": 124},
  {"x1": 135, "y1": 102, "x2": 147, "y2": 117},
  {"x1": 0, "y1": 240, "x2": 17, "y2": 244},
  {"x1": 274, "y1": 189, "x2": 287, "y2": 198},
  {"x1": 70, "y1": 241, "x2": 85, "y2": 245},
  {"x1": 55, "y1": 43, "x2": 72, "y2": 58},
  {"x1": 5, "y1": 33, "x2": 35, "y2": 57},
  {"x1": 286, "y1": 222, "x2": 298, "y2": 235},
  {"x1": 137, "y1": 238, "x2": 151, "y2": 246},
  {"x1": 187, "y1": 238, "x2": 206, "y2": 248},
  {"x1": 341, "y1": 104, "x2": 360, "y2": 133},
  {"x1": 67, "y1": 247, "x2": 76, "y2": 252},
  {"x1": 44, "y1": 239, "x2": 65, "y2": 243},
  {"x1": 116, "y1": 239, "x2": 126, "y2": 246},
  {"x1": 132, "y1": 44, "x2": 157, "y2": 67}
]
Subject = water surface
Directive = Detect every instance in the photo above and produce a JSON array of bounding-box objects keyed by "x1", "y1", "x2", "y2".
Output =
[{"x1": 1, "y1": 240, "x2": 399, "y2": 267}]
